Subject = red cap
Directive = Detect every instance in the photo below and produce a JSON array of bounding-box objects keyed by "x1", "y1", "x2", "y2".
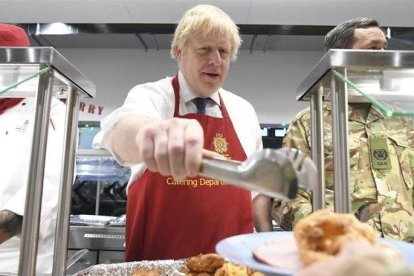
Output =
[{"x1": 0, "y1": 23, "x2": 30, "y2": 46}]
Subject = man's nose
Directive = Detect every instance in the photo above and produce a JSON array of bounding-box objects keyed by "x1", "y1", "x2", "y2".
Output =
[{"x1": 208, "y1": 50, "x2": 221, "y2": 65}]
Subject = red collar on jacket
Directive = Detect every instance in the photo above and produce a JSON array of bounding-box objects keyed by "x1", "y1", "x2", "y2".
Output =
[{"x1": 0, "y1": 98, "x2": 24, "y2": 115}]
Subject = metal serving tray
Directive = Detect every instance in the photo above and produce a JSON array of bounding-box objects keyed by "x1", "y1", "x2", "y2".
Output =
[{"x1": 76, "y1": 259, "x2": 186, "y2": 276}]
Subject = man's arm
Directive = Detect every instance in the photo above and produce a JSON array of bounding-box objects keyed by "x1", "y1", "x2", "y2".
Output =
[
  {"x1": 0, "y1": 210, "x2": 22, "y2": 244},
  {"x1": 253, "y1": 194, "x2": 273, "y2": 232},
  {"x1": 110, "y1": 114, "x2": 205, "y2": 181}
]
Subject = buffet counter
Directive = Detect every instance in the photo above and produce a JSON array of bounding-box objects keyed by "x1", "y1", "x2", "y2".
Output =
[
  {"x1": 0, "y1": 47, "x2": 96, "y2": 275},
  {"x1": 67, "y1": 225, "x2": 125, "y2": 274}
]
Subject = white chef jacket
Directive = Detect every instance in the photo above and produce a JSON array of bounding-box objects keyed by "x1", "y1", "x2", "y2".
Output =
[
  {"x1": 96, "y1": 71, "x2": 263, "y2": 187},
  {"x1": 0, "y1": 98, "x2": 66, "y2": 274}
]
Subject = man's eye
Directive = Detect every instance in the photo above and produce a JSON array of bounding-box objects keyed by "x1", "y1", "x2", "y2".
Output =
[
  {"x1": 219, "y1": 49, "x2": 230, "y2": 57},
  {"x1": 196, "y1": 48, "x2": 210, "y2": 55}
]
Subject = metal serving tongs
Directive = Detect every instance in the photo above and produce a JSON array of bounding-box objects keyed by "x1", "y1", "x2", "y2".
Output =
[{"x1": 199, "y1": 148, "x2": 318, "y2": 200}]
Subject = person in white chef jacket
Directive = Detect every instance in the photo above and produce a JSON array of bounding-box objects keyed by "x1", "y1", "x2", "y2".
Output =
[{"x1": 0, "y1": 23, "x2": 67, "y2": 274}]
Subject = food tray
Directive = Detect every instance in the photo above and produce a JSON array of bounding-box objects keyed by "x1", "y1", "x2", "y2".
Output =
[
  {"x1": 70, "y1": 215, "x2": 118, "y2": 226},
  {"x1": 76, "y1": 259, "x2": 186, "y2": 276}
]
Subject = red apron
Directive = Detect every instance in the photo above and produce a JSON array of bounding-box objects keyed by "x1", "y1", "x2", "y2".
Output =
[{"x1": 125, "y1": 76, "x2": 253, "y2": 261}]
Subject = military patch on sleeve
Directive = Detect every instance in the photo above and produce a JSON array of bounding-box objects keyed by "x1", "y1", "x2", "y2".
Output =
[{"x1": 369, "y1": 134, "x2": 391, "y2": 170}]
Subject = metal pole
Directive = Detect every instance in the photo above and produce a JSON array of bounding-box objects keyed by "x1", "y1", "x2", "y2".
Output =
[
  {"x1": 52, "y1": 87, "x2": 80, "y2": 275},
  {"x1": 331, "y1": 70, "x2": 351, "y2": 213},
  {"x1": 19, "y1": 67, "x2": 54, "y2": 275},
  {"x1": 310, "y1": 86, "x2": 325, "y2": 210},
  {"x1": 95, "y1": 180, "x2": 101, "y2": 215}
]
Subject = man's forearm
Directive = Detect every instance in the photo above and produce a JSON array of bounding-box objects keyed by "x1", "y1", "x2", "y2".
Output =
[
  {"x1": 253, "y1": 194, "x2": 273, "y2": 232},
  {"x1": 111, "y1": 114, "x2": 151, "y2": 164},
  {"x1": 0, "y1": 210, "x2": 23, "y2": 244}
]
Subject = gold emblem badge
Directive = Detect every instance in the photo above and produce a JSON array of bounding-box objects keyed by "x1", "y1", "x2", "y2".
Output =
[{"x1": 212, "y1": 133, "x2": 229, "y2": 154}]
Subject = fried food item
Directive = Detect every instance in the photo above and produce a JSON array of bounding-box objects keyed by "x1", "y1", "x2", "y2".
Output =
[
  {"x1": 186, "y1": 253, "x2": 225, "y2": 274},
  {"x1": 293, "y1": 210, "x2": 377, "y2": 266},
  {"x1": 131, "y1": 269, "x2": 161, "y2": 276},
  {"x1": 214, "y1": 262, "x2": 264, "y2": 276},
  {"x1": 185, "y1": 253, "x2": 264, "y2": 276}
]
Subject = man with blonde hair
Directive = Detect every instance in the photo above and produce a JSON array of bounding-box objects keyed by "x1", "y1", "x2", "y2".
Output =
[{"x1": 97, "y1": 5, "x2": 262, "y2": 260}]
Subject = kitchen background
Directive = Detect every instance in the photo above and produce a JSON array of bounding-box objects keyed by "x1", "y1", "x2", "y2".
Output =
[
  {"x1": 3, "y1": 0, "x2": 414, "y2": 271},
  {"x1": 3, "y1": 0, "x2": 414, "y2": 124}
]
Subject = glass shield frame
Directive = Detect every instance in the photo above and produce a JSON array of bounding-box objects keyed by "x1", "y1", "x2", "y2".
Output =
[{"x1": 296, "y1": 49, "x2": 414, "y2": 214}]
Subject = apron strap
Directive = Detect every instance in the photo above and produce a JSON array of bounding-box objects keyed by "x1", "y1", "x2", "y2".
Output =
[{"x1": 172, "y1": 75, "x2": 180, "y2": 117}]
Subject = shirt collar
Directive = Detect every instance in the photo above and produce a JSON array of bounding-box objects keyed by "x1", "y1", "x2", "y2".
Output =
[{"x1": 178, "y1": 71, "x2": 221, "y2": 106}]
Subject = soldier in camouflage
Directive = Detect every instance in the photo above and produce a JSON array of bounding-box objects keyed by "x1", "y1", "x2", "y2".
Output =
[
  {"x1": 273, "y1": 102, "x2": 414, "y2": 241},
  {"x1": 254, "y1": 17, "x2": 414, "y2": 241}
]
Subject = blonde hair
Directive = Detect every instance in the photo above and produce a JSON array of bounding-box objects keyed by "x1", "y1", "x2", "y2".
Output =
[{"x1": 170, "y1": 4, "x2": 241, "y2": 61}]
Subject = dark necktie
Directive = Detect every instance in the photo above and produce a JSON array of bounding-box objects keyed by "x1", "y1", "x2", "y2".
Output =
[{"x1": 194, "y1": 97, "x2": 209, "y2": 115}]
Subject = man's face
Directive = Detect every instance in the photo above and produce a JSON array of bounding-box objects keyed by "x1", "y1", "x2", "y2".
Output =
[
  {"x1": 177, "y1": 34, "x2": 232, "y2": 97},
  {"x1": 352, "y1": 27, "x2": 387, "y2": 50}
]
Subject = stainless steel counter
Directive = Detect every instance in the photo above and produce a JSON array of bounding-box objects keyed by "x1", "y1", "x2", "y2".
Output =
[
  {"x1": 69, "y1": 225, "x2": 125, "y2": 251},
  {"x1": 0, "y1": 47, "x2": 96, "y2": 276},
  {"x1": 67, "y1": 225, "x2": 125, "y2": 274}
]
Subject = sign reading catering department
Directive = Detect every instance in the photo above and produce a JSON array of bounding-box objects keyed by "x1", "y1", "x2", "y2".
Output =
[{"x1": 166, "y1": 177, "x2": 230, "y2": 188}]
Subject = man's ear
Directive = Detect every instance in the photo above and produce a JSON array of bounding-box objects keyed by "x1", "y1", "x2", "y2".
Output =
[{"x1": 175, "y1": 46, "x2": 182, "y2": 60}]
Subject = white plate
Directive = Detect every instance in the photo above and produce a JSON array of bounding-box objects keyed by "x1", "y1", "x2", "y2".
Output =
[{"x1": 216, "y1": 232, "x2": 414, "y2": 276}]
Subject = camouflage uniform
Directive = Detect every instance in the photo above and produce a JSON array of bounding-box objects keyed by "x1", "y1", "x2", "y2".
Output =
[{"x1": 272, "y1": 103, "x2": 414, "y2": 241}]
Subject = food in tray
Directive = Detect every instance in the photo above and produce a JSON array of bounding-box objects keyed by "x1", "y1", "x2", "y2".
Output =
[
  {"x1": 252, "y1": 210, "x2": 402, "y2": 270},
  {"x1": 186, "y1": 253, "x2": 225, "y2": 273},
  {"x1": 184, "y1": 253, "x2": 264, "y2": 276},
  {"x1": 214, "y1": 262, "x2": 264, "y2": 276},
  {"x1": 131, "y1": 269, "x2": 161, "y2": 276}
]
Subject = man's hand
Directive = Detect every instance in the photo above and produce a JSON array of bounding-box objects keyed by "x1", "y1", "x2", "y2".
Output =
[
  {"x1": 0, "y1": 210, "x2": 23, "y2": 244},
  {"x1": 354, "y1": 201, "x2": 383, "y2": 222},
  {"x1": 135, "y1": 117, "x2": 205, "y2": 180},
  {"x1": 111, "y1": 115, "x2": 227, "y2": 181}
]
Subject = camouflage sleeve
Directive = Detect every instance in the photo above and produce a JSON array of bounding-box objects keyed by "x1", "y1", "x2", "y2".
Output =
[
  {"x1": 282, "y1": 111, "x2": 312, "y2": 157},
  {"x1": 271, "y1": 110, "x2": 313, "y2": 230},
  {"x1": 271, "y1": 190, "x2": 312, "y2": 230}
]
